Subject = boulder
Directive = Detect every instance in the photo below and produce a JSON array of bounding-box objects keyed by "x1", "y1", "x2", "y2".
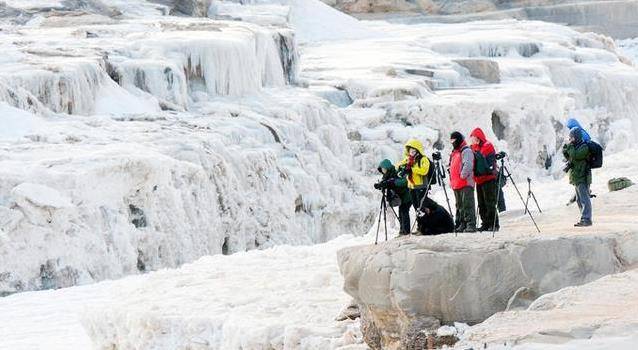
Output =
[
  {"x1": 453, "y1": 59, "x2": 501, "y2": 84},
  {"x1": 337, "y1": 187, "x2": 638, "y2": 349},
  {"x1": 150, "y1": 0, "x2": 212, "y2": 16}
]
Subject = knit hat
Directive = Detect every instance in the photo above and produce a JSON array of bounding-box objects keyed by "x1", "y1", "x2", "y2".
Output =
[{"x1": 450, "y1": 131, "x2": 464, "y2": 149}]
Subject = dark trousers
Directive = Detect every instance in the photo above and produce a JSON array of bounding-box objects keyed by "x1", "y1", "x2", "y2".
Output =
[
  {"x1": 398, "y1": 202, "x2": 411, "y2": 234},
  {"x1": 497, "y1": 187, "x2": 506, "y2": 212},
  {"x1": 477, "y1": 179, "x2": 499, "y2": 229},
  {"x1": 410, "y1": 188, "x2": 427, "y2": 232},
  {"x1": 454, "y1": 187, "x2": 476, "y2": 230}
]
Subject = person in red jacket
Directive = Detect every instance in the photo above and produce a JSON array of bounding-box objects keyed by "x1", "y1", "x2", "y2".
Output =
[
  {"x1": 449, "y1": 131, "x2": 477, "y2": 233},
  {"x1": 469, "y1": 127, "x2": 499, "y2": 231}
]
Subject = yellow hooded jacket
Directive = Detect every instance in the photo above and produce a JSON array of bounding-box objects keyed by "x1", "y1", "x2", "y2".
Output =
[{"x1": 397, "y1": 139, "x2": 430, "y2": 189}]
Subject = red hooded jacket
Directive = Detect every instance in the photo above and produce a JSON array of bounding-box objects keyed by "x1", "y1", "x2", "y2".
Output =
[{"x1": 470, "y1": 128, "x2": 497, "y2": 185}]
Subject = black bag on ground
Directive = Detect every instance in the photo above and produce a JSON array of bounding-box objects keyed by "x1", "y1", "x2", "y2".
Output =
[{"x1": 587, "y1": 141, "x2": 603, "y2": 169}]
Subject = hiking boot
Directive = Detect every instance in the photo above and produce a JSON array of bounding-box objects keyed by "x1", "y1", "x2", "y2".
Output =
[
  {"x1": 455, "y1": 224, "x2": 466, "y2": 233},
  {"x1": 574, "y1": 221, "x2": 592, "y2": 227},
  {"x1": 479, "y1": 225, "x2": 499, "y2": 232},
  {"x1": 464, "y1": 226, "x2": 477, "y2": 233},
  {"x1": 398, "y1": 230, "x2": 409, "y2": 236}
]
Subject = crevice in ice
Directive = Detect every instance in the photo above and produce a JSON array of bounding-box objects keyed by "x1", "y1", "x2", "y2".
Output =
[
  {"x1": 491, "y1": 110, "x2": 507, "y2": 140},
  {"x1": 222, "y1": 237, "x2": 230, "y2": 255},
  {"x1": 260, "y1": 122, "x2": 282, "y2": 144},
  {"x1": 129, "y1": 204, "x2": 148, "y2": 228},
  {"x1": 137, "y1": 249, "x2": 147, "y2": 272}
]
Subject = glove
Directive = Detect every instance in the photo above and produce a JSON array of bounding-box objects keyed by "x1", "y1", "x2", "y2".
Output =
[{"x1": 562, "y1": 162, "x2": 572, "y2": 173}]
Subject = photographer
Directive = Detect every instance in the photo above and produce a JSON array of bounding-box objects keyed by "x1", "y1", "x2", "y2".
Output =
[
  {"x1": 449, "y1": 131, "x2": 477, "y2": 233},
  {"x1": 397, "y1": 139, "x2": 431, "y2": 234},
  {"x1": 417, "y1": 197, "x2": 454, "y2": 235},
  {"x1": 563, "y1": 127, "x2": 593, "y2": 227},
  {"x1": 375, "y1": 159, "x2": 411, "y2": 235},
  {"x1": 469, "y1": 128, "x2": 499, "y2": 231}
]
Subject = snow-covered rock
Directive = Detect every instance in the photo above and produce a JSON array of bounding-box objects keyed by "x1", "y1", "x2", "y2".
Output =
[
  {"x1": 331, "y1": 1, "x2": 638, "y2": 39},
  {"x1": 458, "y1": 268, "x2": 638, "y2": 349},
  {"x1": 337, "y1": 185, "x2": 638, "y2": 349}
]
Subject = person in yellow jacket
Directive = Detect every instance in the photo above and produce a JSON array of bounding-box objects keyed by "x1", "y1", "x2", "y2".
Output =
[{"x1": 397, "y1": 139, "x2": 431, "y2": 233}]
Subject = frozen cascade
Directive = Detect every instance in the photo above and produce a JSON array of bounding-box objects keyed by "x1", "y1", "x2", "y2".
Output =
[{"x1": 0, "y1": 18, "x2": 297, "y2": 115}]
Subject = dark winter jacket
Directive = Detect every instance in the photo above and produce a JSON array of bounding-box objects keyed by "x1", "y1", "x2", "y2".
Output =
[
  {"x1": 378, "y1": 159, "x2": 411, "y2": 204},
  {"x1": 563, "y1": 136, "x2": 591, "y2": 185},
  {"x1": 417, "y1": 198, "x2": 455, "y2": 235}
]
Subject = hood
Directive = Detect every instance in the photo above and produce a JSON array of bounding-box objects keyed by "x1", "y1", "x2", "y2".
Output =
[
  {"x1": 470, "y1": 128, "x2": 487, "y2": 143},
  {"x1": 404, "y1": 139, "x2": 425, "y2": 157},
  {"x1": 378, "y1": 159, "x2": 396, "y2": 173},
  {"x1": 569, "y1": 127, "x2": 583, "y2": 144},
  {"x1": 566, "y1": 118, "x2": 582, "y2": 130}
]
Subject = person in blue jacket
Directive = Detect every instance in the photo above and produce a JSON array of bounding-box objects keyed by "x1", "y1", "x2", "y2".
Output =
[{"x1": 566, "y1": 118, "x2": 591, "y2": 142}]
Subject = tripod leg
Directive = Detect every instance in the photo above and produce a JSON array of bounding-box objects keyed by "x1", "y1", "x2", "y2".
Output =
[
  {"x1": 492, "y1": 164, "x2": 505, "y2": 238},
  {"x1": 524, "y1": 192, "x2": 531, "y2": 215},
  {"x1": 375, "y1": 195, "x2": 384, "y2": 245},
  {"x1": 531, "y1": 192, "x2": 542, "y2": 213},
  {"x1": 506, "y1": 169, "x2": 541, "y2": 233},
  {"x1": 383, "y1": 197, "x2": 388, "y2": 242}
]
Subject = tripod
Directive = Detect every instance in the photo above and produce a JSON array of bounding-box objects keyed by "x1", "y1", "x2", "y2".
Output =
[
  {"x1": 492, "y1": 157, "x2": 541, "y2": 237},
  {"x1": 524, "y1": 177, "x2": 542, "y2": 215},
  {"x1": 375, "y1": 189, "x2": 401, "y2": 245}
]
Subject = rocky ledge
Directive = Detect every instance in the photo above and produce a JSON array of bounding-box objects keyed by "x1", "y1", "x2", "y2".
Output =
[{"x1": 337, "y1": 186, "x2": 638, "y2": 349}]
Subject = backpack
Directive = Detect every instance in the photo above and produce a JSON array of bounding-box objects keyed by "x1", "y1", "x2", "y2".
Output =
[
  {"x1": 472, "y1": 149, "x2": 493, "y2": 176},
  {"x1": 608, "y1": 177, "x2": 633, "y2": 192},
  {"x1": 587, "y1": 141, "x2": 603, "y2": 169}
]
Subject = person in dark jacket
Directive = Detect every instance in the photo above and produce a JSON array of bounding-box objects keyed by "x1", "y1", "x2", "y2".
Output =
[
  {"x1": 376, "y1": 159, "x2": 412, "y2": 235},
  {"x1": 449, "y1": 131, "x2": 477, "y2": 232},
  {"x1": 563, "y1": 127, "x2": 592, "y2": 227},
  {"x1": 469, "y1": 127, "x2": 499, "y2": 231},
  {"x1": 417, "y1": 197, "x2": 455, "y2": 235}
]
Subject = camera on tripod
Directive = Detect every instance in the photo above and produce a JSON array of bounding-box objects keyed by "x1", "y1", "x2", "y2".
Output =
[
  {"x1": 432, "y1": 151, "x2": 442, "y2": 161},
  {"x1": 495, "y1": 151, "x2": 507, "y2": 160}
]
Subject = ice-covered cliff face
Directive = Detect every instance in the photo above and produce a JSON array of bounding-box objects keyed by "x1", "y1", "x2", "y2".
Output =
[
  {"x1": 1, "y1": 0, "x2": 638, "y2": 295},
  {"x1": 0, "y1": 0, "x2": 375, "y2": 294},
  {"x1": 300, "y1": 18, "x2": 638, "y2": 176}
]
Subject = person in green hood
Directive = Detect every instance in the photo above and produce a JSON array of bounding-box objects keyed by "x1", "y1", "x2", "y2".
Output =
[{"x1": 375, "y1": 159, "x2": 412, "y2": 235}]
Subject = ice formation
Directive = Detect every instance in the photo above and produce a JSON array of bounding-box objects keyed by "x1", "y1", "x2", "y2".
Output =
[
  {"x1": 1, "y1": 0, "x2": 637, "y2": 295},
  {"x1": 0, "y1": 0, "x2": 638, "y2": 349}
]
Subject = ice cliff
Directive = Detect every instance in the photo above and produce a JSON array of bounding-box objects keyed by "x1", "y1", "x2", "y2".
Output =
[{"x1": 1, "y1": 0, "x2": 638, "y2": 298}]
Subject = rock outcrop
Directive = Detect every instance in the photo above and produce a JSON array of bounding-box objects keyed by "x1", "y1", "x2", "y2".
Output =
[
  {"x1": 337, "y1": 186, "x2": 638, "y2": 349},
  {"x1": 329, "y1": 0, "x2": 638, "y2": 39},
  {"x1": 459, "y1": 268, "x2": 638, "y2": 348}
]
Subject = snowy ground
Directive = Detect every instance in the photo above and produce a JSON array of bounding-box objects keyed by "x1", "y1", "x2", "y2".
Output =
[{"x1": 0, "y1": 235, "x2": 370, "y2": 349}]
